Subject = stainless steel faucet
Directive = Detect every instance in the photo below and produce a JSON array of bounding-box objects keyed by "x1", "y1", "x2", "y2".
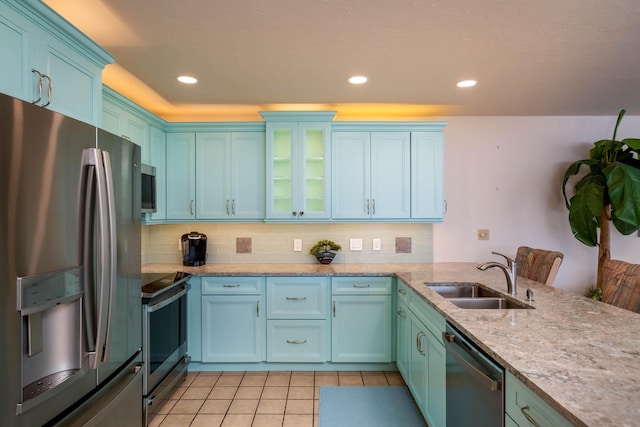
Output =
[{"x1": 477, "y1": 251, "x2": 518, "y2": 296}]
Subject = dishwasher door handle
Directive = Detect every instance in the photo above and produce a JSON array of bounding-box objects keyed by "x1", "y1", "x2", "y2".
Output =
[{"x1": 443, "y1": 332, "x2": 503, "y2": 392}]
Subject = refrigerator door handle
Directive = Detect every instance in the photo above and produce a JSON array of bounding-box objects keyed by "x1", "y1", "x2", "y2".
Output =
[
  {"x1": 101, "y1": 150, "x2": 117, "y2": 362},
  {"x1": 84, "y1": 148, "x2": 111, "y2": 369}
]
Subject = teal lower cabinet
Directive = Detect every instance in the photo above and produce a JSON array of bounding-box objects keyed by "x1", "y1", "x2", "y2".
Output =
[
  {"x1": 331, "y1": 277, "x2": 393, "y2": 363},
  {"x1": 266, "y1": 320, "x2": 327, "y2": 362},
  {"x1": 395, "y1": 299, "x2": 409, "y2": 377},
  {"x1": 505, "y1": 371, "x2": 573, "y2": 427},
  {"x1": 201, "y1": 277, "x2": 265, "y2": 363},
  {"x1": 186, "y1": 276, "x2": 202, "y2": 362},
  {"x1": 265, "y1": 277, "x2": 329, "y2": 363},
  {"x1": 398, "y1": 280, "x2": 446, "y2": 427}
]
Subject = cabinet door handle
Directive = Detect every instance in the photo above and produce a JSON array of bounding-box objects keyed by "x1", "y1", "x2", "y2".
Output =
[
  {"x1": 286, "y1": 297, "x2": 307, "y2": 301},
  {"x1": 299, "y1": 211, "x2": 304, "y2": 216},
  {"x1": 190, "y1": 200, "x2": 194, "y2": 215},
  {"x1": 42, "y1": 74, "x2": 52, "y2": 107},
  {"x1": 333, "y1": 301, "x2": 336, "y2": 317},
  {"x1": 232, "y1": 199, "x2": 236, "y2": 215},
  {"x1": 291, "y1": 211, "x2": 297, "y2": 217},
  {"x1": 353, "y1": 284, "x2": 370, "y2": 288},
  {"x1": 286, "y1": 339, "x2": 307, "y2": 345},
  {"x1": 372, "y1": 198, "x2": 376, "y2": 215},
  {"x1": 521, "y1": 406, "x2": 541, "y2": 427},
  {"x1": 366, "y1": 199, "x2": 370, "y2": 214},
  {"x1": 256, "y1": 300, "x2": 260, "y2": 317},
  {"x1": 226, "y1": 199, "x2": 230, "y2": 215},
  {"x1": 399, "y1": 288, "x2": 406, "y2": 295},
  {"x1": 31, "y1": 69, "x2": 43, "y2": 105},
  {"x1": 416, "y1": 332, "x2": 426, "y2": 356},
  {"x1": 397, "y1": 310, "x2": 406, "y2": 319},
  {"x1": 223, "y1": 284, "x2": 240, "y2": 288}
]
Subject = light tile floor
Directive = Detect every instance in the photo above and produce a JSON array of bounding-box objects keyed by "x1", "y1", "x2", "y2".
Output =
[{"x1": 150, "y1": 371, "x2": 406, "y2": 427}]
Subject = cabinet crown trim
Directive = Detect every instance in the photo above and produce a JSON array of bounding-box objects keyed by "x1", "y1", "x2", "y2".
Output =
[
  {"x1": 331, "y1": 122, "x2": 447, "y2": 132},
  {"x1": 259, "y1": 111, "x2": 337, "y2": 122}
]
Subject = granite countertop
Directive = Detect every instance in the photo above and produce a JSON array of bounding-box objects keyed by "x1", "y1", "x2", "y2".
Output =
[{"x1": 142, "y1": 262, "x2": 640, "y2": 427}]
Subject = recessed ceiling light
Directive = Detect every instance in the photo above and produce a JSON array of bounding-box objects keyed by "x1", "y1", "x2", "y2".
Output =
[
  {"x1": 348, "y1": 75, "x2": 368, "y2": 85},
  {"x1": 177, "y1": 75, "x2": 198, "y2": 84},
  {"x1": 456, "y1": 80, "x2": 477, "y2": 88}
]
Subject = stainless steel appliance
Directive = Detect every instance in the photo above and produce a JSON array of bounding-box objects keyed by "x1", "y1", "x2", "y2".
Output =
[
  {"x1": 181, "y1": 232, "x2": 207, "y2": 266},
  {"x1": 141, "y1": 272, "x2": 191, "y2": 425},
  {"x1": 443, "y1": 323, "x2": 505, "y2": 427},
  {"x1": 0, "y1": 92, "x2": 143, "y2": 426},
  {"x1": 141, "y1": 164, "x2": 156, "y2": 213}
]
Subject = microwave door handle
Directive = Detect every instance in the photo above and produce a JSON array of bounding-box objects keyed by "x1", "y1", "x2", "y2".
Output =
[
  {"x1": 100, "y1": 150, "x2": 117, "y2": 362},
  {"x1": 83, "y1": 148, "x2": 110, "y2": 369}
]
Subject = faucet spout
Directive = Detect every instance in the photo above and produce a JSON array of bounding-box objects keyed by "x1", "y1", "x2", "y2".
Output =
[{"x1": 477, "y1": 252, "x2": 518, "y2": 296}]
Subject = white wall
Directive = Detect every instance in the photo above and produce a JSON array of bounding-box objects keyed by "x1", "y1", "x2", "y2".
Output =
[{"x1": 433, "y1": 115, "x2": 640, "y2": 294}]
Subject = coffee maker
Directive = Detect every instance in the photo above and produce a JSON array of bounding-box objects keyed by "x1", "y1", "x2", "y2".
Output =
[{"x1": 181, "y1": 232, "x2": 207, "y2": 266}]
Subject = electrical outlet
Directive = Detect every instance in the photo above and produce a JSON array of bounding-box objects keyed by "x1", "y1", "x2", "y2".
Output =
[
  {"x1": 477, "y1": 229, "x2": 490, "y2": 240},
  {"x1": 350, "y1": 238, "x2": 363, "y2": 251},
  {"x1": 293, "y1": 239, "x2": 303, "y2": 252},
  {"x1": 373, "y1": 238, "x2": 382, "y2": 251}
]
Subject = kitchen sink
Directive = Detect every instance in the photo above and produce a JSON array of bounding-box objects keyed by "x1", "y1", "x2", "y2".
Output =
[
  {"x1": 426, "y1": 283, "x2": 532, "y2": 310},
  {"x1": 426, "y1": 283, "x2": 502, "y2": 299},
  {"x1": 446, "y1": 297, "x2": 530, "y2": 309}
]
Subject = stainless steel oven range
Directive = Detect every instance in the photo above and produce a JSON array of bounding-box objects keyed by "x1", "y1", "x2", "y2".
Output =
[{"x1": 141, "y1": 272, "x2": 191, "y2": 425}]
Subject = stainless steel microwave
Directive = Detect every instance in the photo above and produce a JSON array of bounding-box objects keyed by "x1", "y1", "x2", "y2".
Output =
[{"x1": 141, "y1": 164, "x2": 157, "y2": 213}]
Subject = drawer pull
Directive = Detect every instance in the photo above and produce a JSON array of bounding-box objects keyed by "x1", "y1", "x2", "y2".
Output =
[
  {"x1": 399, "y1": 288, "x2": 406, "y2": 295},
  {"x1": 397, "y1": 310, "x2": 406, "y2": 319},
  {"x1": 286, "y1": 339, "x2": 308, "y2": 345},
  {"x1": 286, "y1": 297, "x2": 307, "y2": 301},
  {"x1": 223, "y1": 284, "x2": 240, "y2": 288},
  {"x1": 521, "y1": 406, "x2": 541, "y2": 427},
  {"x1": 353, "y1": 284, "x2": 371, "y2": 288}
]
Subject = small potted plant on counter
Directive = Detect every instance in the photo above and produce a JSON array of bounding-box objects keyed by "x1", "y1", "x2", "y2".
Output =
[{"x1": 310, "y1": 239, "x2": 342, "y2": 264}]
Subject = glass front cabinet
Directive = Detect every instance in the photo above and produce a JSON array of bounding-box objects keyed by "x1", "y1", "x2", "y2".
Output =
[{"x1": 261, "y1": 112, "x2": 335, "y2": 220}]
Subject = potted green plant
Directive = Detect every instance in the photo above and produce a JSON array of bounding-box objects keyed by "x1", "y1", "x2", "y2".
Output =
[
  {"x1": 310, "y1": 239, "x2": 342, "y2": 264},
  {"x1": 562, "y1": 109, "x2": 640, "y2": 291}
]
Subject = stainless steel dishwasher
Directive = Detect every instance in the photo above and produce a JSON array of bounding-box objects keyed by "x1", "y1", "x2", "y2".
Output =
[{"x1": 443, "y1": 323, "x2": 504, "y2": 427}]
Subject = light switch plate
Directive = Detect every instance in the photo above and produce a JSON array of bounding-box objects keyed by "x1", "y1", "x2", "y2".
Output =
[
  {"x1": 350, "y1": 238, "x2": 363, "y2": 251},
  {"x1": 373, "y1": 238, "x2": 382, "y2": 251},
  {"x1": 293, "y1": 239, "x2": 303, "y2": 252}
]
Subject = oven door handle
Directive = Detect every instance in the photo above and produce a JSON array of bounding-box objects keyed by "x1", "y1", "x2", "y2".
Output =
[{"x1": 146, "y1": 286, "x2": 188, "y2": 313}]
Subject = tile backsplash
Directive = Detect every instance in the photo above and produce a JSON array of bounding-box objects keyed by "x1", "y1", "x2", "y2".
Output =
[{"x1": 142, "y1": 223, "x2": 433, "y2": 264}]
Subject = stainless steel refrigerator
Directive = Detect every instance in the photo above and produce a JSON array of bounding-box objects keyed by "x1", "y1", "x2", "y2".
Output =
[{"x1": 0, "y1": 93, "x2": 143, "y2": 426}]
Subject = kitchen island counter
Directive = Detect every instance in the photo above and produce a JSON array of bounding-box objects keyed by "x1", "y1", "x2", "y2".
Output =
[{"x1": 143, "y1": 262, "x2": 640, "y2": 427}]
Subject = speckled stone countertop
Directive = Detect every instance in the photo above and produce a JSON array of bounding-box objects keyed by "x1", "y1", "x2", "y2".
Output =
[{"x1": 143, "y1": 262, "x2": 640, "y2": 427}]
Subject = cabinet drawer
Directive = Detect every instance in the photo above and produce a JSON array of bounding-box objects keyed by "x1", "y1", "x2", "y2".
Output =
[
  {"x1": 397, "y1": 279, "x2": 410, "y2": 303},
  {"x1": 202, "y1": 276, "x2": 263, "y2": 294},
  {"x1": 505, "y1": 371, "x2": 573, "y2": 427},
  {"x1": 267, "y1": 320, "x2": 328, "y2": 362},
  {"x1": 266, "y1": 277, "x2": 328, "y2": 319},
  {"x1": 331, "y1": 276, "x2": 393, "y2": 295}
]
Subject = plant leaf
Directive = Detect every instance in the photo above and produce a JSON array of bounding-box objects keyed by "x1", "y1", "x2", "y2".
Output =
[
  {"x1": 612, "y1": 213, "x2": 640, "y2": 235},
  {"x1": 612, "y1": 109, "x2": 626, "y2": 141},
  {"x1": 562, "y1": 159, "x2": 597, "y2": 208},
  {"x1": 606, "y1": 162, "x2": 640, "y2": 228},
  {"x1": 567, "y1": 175, "x2": 605, "y2": 246},
  {"x1": 622, "y1": 137, "x2": 640, "y2": 151}
]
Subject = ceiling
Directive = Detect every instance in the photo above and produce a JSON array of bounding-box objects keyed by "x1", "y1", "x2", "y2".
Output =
[{"x1": 44, "y1": 0, "x2": 640, "y2": 121}]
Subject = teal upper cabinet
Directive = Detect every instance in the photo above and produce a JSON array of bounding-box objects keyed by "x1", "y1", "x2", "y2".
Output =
[
  {"x1": 196, "y1": 132, "x2": 265, "y2": 220},
  {"x1": 411, "y1": 132, "x2": 445, "y2": 220},
  {"x1": 261, "y1": 112, "x2": 335, "y2": 221},
  {"x1": 102, "y1": 87, "x2": 167, "y2": 222},
  {"x1": 0, "y1": 0, "x2": 114, "y2": 125},
  {"x1": 332, "y1": 131, "x2": 410, "y2": 219},
  {"x1": 166, "y1": 133, "x2": 197, "y2": 220}
]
